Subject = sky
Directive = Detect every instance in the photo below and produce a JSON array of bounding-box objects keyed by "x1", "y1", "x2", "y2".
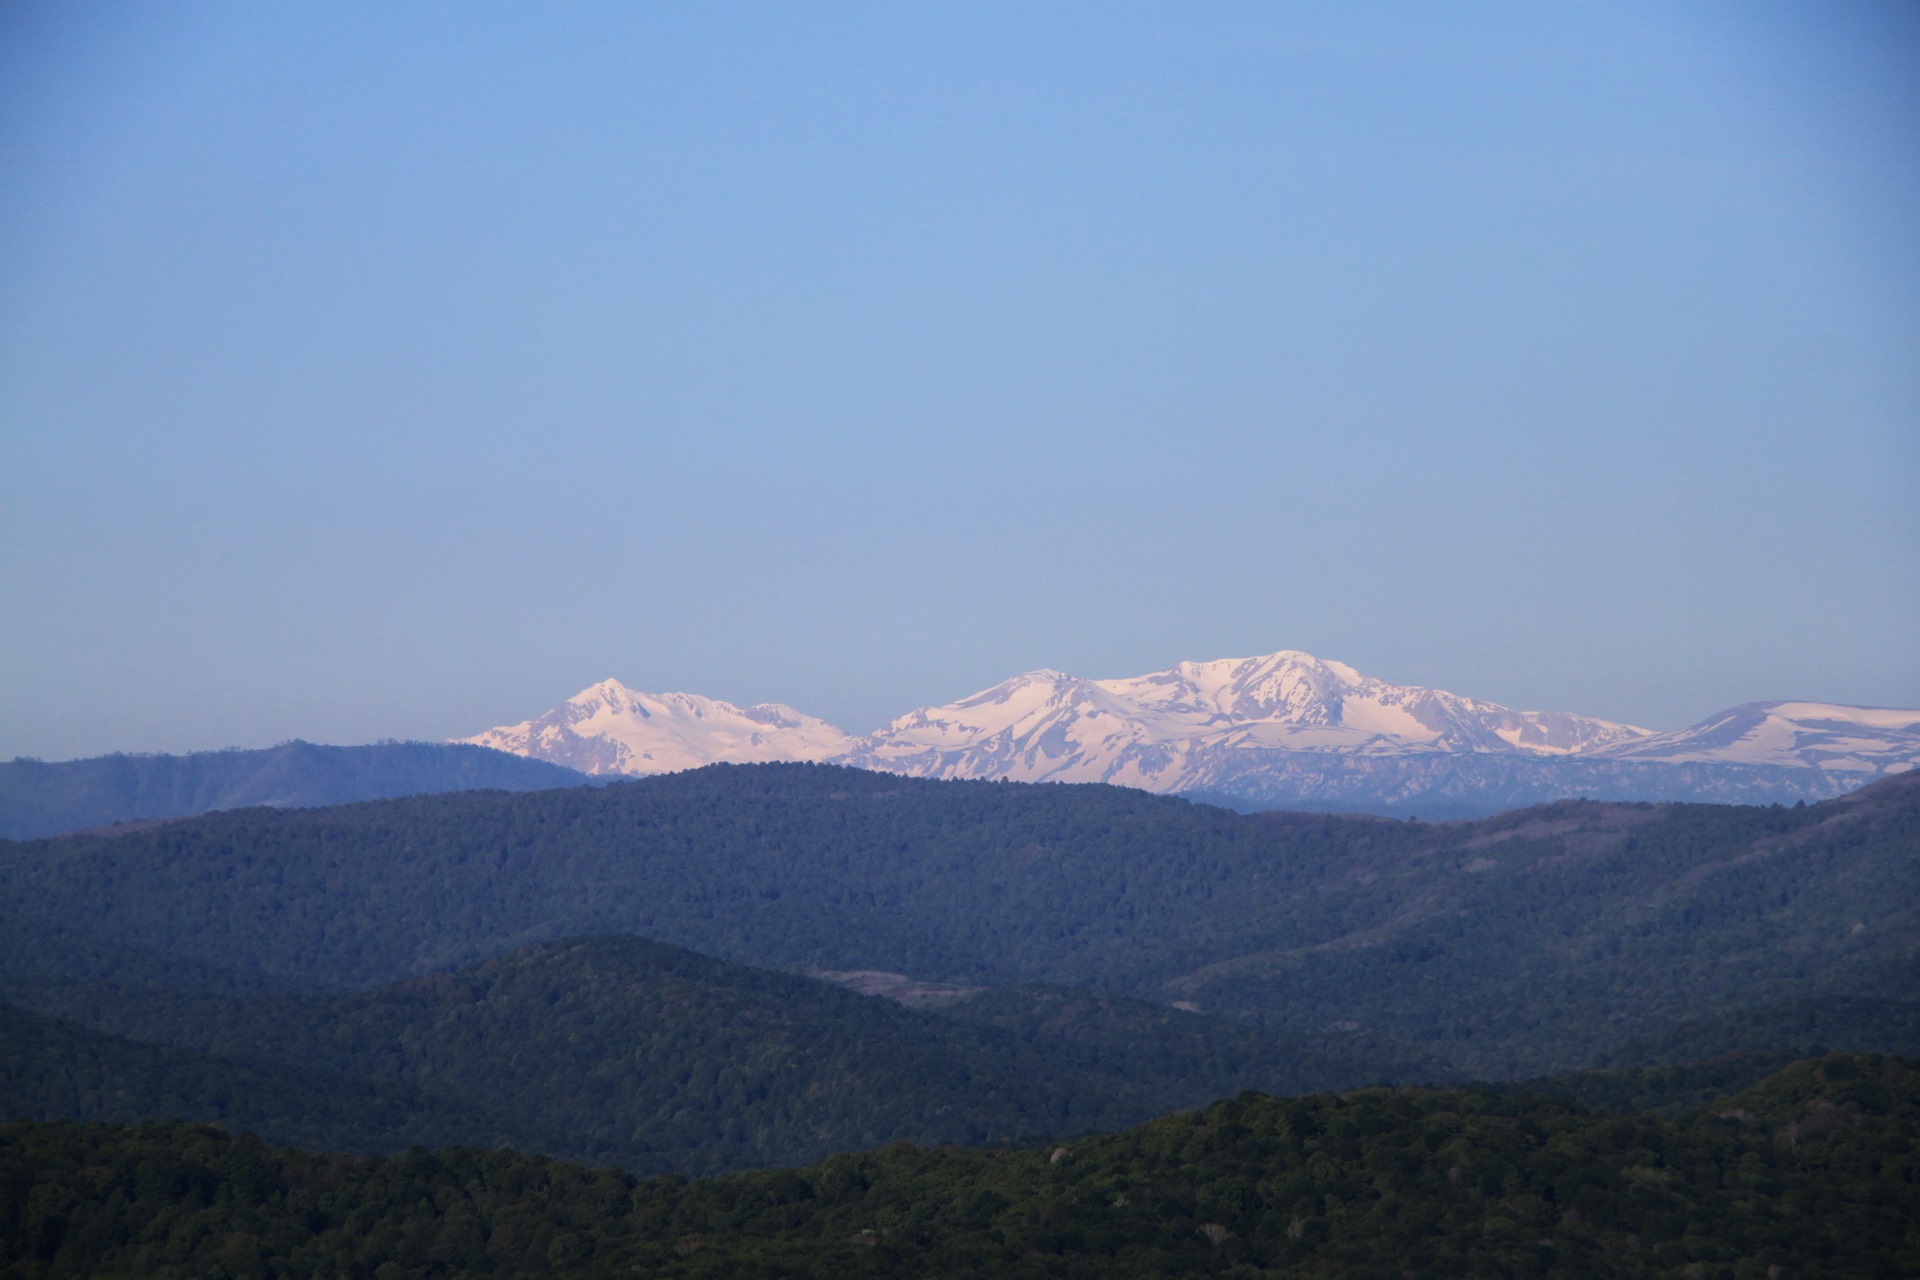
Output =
[{"x1": 2, "y1": 1, "x2": 1916, "y2": 759}]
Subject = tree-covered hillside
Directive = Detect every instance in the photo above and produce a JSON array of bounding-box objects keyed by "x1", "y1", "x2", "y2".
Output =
[
  {"x1": 3, "y1": 763, "x2": 1911, "y2": 1073},
  {"x1": 4, "y1": 1055, "x2": 1916, "y2": 1278},
  {"x1": 1488, "y1": 996, "x2": 1920, "y2": 1116},
  {"x1": 2, "y1": 936, "x2": 1440, "y2": 1175},
  {"x1": 1596, "y1": 996, "x2": 1920, "y2": 1069},
  {"x1": 0, "y1": 1000, "x2": 538, "y2": 1156}
]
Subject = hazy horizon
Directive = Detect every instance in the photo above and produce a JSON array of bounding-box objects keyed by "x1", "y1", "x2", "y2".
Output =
[{"x1": 4, "y1": 2, "x2": 1916, "y2": 760}]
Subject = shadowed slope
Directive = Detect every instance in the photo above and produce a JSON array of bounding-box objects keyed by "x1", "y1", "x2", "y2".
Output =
[
  {"x1": 4, "y1": 1055, "x2": 1916, "y2": 1277},
  {"x1": 2, "y1": 765, "x2": 1913, "y2": 1074},
  {"x1": 6, "y1": 935, "x2": 1440, "y2": 1175}
]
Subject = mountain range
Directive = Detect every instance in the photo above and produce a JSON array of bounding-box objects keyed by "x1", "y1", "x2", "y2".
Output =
[
  {"x1": 6, "y1": 757, "x2": 1917, "y2": 1271},
  {"x1": 5, "y1": 652, "x2": 1911, "y2": 838},
  {"x1": 462, "y1": 650, "x2": 1920, "y2": 816},
  {"x1": 0, "y1": 740, "x2": 592, "y2": 841},
  {"x1": 7, "y1": 762, "x2": 1914, "y2": 1076}
]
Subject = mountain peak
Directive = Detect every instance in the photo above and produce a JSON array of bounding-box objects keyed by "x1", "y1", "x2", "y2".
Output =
[
  {"x1": 459, "y1": 681, "x2": 854, "y2": 776},
  {"x1": 1591, "y1": 700, "x2": 1920, "y2": 771},
  {"x1": 457, "y1": 655, "x2": 1918, "y2": 806},
  {"x1": 575, "y1": 677, "x2": 636, "y2": 699}
]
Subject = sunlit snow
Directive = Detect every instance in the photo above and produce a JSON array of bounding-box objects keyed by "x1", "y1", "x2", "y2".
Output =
[{"x1": 457, "y1": 653, "x2": 1920, "y2": 791}]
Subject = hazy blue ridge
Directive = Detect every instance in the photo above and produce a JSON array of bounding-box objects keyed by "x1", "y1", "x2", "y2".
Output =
[
  {"x1": 0, "y1": 740, "x2": 594, "y2": 839},
  {"x1": 1178, "y1": 753, "x2": 1885, "y2": 820},
  {"x1": 1, "y1": 763, "x2": 1913, "y2": 1075}
]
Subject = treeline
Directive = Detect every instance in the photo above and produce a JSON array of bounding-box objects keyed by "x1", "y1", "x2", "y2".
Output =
[
  {"x1": 4, "y1": 1054, "x2": 1916, "y2": 1279},
  {"x1": 3, "y1": 763, "x2": 1913, "y2": 1073}
]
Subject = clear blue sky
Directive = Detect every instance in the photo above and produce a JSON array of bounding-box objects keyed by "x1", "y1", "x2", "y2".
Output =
[{"x1": 3, "y1": 1, "x2": 1916, "y2": 759}]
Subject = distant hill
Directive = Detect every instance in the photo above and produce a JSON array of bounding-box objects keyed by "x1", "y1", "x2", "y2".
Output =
[
  {"x1": 2, "y1": 763, "x2": 1912, "y2": 1075},
  {"x1": 1168, "y1": 749, "x2": 1902, "y2": 819},
  {"x1": 2, "y1": 935, "x2": 1441, "y2": 1175},
  {"x1": 1597, "y1": 995, "x2": 1920, "y2": 1070},
  {"x1": 0, "y1": 1000, "x2": 537, "y2": 1155},
  {"x1": 1499, "y1": 996, "x2": 1920, "y2": 1116},
  {"x1": 0, "y1": 740, "x2": 592, "y2": 839}
]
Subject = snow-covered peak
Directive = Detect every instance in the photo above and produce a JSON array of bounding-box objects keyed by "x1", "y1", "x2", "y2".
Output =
[
  {"x1": 459, "y1": 681, "x2": 854, "y2": 776},
  {"x1": 1106, "y1": 651, "x2": 1367, "y2": 727},
  {"x1": 1086, "y1": 650, "x2": 1649, "y2": 754},
  {"x1": 837, "y1": 649, "x2": 1655, "y2": 790},
  {"x1": 566, "y1": 678, "x2": 654, "y2": 718},
  {"x1": 1590, "y1": 701, "x2": 1920, "y2": 772},
  {"x1": 458, "y1": 654, "x2": 1914, "y2": 799},
  {"x1": 867, "y1": 669, "x2": 1145, "y2": 753}
]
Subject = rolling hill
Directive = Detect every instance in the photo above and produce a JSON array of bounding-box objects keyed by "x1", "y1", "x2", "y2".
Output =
[
  {"x1": 3, "y1": 935, "x2": 1441, "y2": 1175},
  {"x1": 2, "y1": 763, "x2": 1912, "y2": 1075},
  {"x1": 6, "y1": 1054, "x2": 1917, "y2": 1277}
]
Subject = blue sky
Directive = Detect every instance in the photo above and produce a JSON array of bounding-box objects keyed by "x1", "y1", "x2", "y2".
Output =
[{"x1": 2, "y1": 1, "x2": 1915, "y2": 758}]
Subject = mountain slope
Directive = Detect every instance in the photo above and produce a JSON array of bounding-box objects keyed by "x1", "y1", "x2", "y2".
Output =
[
  {"x1": 4, "y1": 935, "x2": 1441, "y2": 1175},
  {"x1": 462, "y1": 652, "x2": 1916, "y2": 813},
  {"x1": 0, "y1": 740, "x2": 591, "y2": 840},
  {"x1": 1592, "y1": 700, "x2": 1920, "y2": 771},
  {"x1": 844, "y1": 652, "x2": 1913, "y2": 811},
  {"x1": 3, "y1": 764, "x2": 1913, "y2": 1074},
  {"x1": 847, "y1": 651, "x2": 1652, "y2": 789},
  {"x1": 1499, "y1": 996, "x2": 1920, "y2": 1115},
  {"x1": 0, "y1": 1000, "x2": 533, "y2": 1155},
  {"x1": 7, "y1": 1055, "x2": 1918, "y2": 1278},
  {"x1": 459, "y1": 678, "x2": 855, "y2": 775}
]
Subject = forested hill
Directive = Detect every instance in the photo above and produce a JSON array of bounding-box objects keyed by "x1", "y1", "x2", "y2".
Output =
[
  {"x1": 5, "y1": 1055, "x2": 1917, "y2": 1278},
  {"x1": 2, "y1": 763, "x2": 1913, "y2": 1074},
  {"x1": 0, "y1": 740, "x2": 592, "y2": 839},
  {"x1": 0, "y1": 1000, "x2": 538, "y2": 1157},
  {"x1": 2, "y1": 935, "x2": 1440, "y2": 1175}
]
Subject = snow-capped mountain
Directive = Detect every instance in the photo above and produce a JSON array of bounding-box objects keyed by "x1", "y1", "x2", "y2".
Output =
[
  {"x1": 842, "y1": 651, "x2": 1652, "y2": 789},
  {"x1": 458, "y1": 679, "x2": 854, "y2": 776},
  {"x1": 459, "y1": 654, "x2": 1918, "y2": 815},
  {"x1": 1589, "y1": 701, "x2": 1920, "y2": 773}
]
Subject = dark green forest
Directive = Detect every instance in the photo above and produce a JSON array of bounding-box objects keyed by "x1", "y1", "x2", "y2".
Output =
[
  {"x1": 1500, "y1": 999, "x2": 1920, "y2": 1117},
  {"x1": 0, "y1": 1001, "x2": 536, "y2": 1156},
  {"x1": 2, "y1": 764, "x2": 1913, "y2": 1073},
  {"x1": 5, "y1": 1055, "x2": 1917, "y2": 1279},
  {"x1": 3, "y1": 764, "x2": 1916, "y2": 1274},
  {"x1": 10, "y1": 933, "x2": 1918, "y2": 1178},
  {"x1": 0, "y1": 936, "x2": 1443, "y2": 1175}
]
